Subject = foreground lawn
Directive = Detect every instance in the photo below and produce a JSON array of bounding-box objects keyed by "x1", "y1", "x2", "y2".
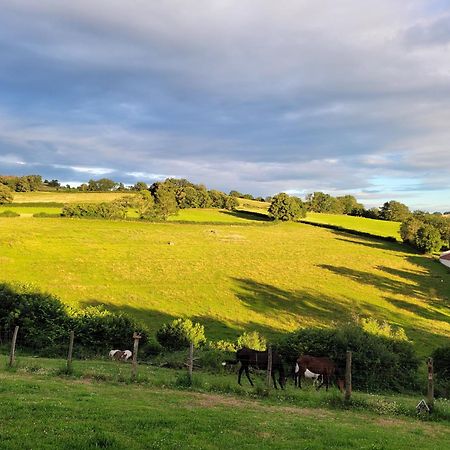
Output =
[
  {"x1": 0, "y1": 218, "x2": 449, "y2": 353},
  {"x1": 0, "y1": 357, "x2": 449, "y2": 450},
  {"x1": 303, "y1": 213, "x2": 401, "y2": 240}
]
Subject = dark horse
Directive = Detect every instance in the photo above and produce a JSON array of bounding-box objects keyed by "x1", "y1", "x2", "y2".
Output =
[
  {"x1": 225, "y1": 347, "x2": 286, "y2": 389},
  {"x1": 294, "y1": 355, "x2": 343, "y2": 391}
]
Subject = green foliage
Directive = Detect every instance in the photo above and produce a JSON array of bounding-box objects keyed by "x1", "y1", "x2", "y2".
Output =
[
  {"x1": 0, "y1": 175, "x2": 42, "y2": 192},
  {"x1": 276, "y1": 324, "x2": 419, "y2": 392},
  {"x1": 360, "y1": 317, "x2": 408, "y2": 341},
  {"x1": 415, "y1": 224, "x2": 443, "y2": 253},
  {"x1": 0, "y1": 184, "x2": 13, "y2": 204},
  {"x1": 87, "y1": 178, "x2": 118, "y2": 192},
  {"x1": 61, "y1": 201, "x2": 127, "y2": 219},
  {"x1": 0, "y1": 210, "x2": 20, "y2": 217},
  {"x1": 432, "y1": 346, "x2": 450, "y2": 381},
  {"x1": 268, "y1": 193, "x2": 306, "y2": 221},
  {"x1": 149, "y1": 182, "x2": 179, "y2": 219},
  {"x1": 400, "y1": 216, "x2": 423, "y2": 245},
  {"x1": 0, "y1": 283, "x2": 69, "y2": 351},
  {"x1": 132, "y1": 181, "x2": 148, "y2": 191},
  {"x1": 209, "y1": 339, "x2": 237, "y2": 352},
  {"x1": 380, "y1": 201, "x2": 411, "y2": 222},
  {"x1": 156, "y1": 318, "x2": 206, "y2": 351},
  {"x1": 71, "y1": 306, "x2": 146, "y2": 352},
  {"x1": 0, "y1": 283, "x2": 145, "y2": 355},
  {"x1": 236, "y1": 331, "x2": 267, "y2": 351}
]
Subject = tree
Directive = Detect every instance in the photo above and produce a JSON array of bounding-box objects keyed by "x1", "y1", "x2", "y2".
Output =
[
  {"x1": 415, "y1": 224, "x2": 442, "y2": 253},
  {"x1": 149, "y1": 182, "x2": 178, "y2": 220},
  {"x1": 400, "y1": 216, "x2": 423, "y2": 245},
  {"x1": 268, "y1": 193, "x2": 306, "y2": 221},
  {"x1": 336, "y1": 195, "x2": 363, "y2": 215},
  {"x1": 379, "y1": 200, "x2": 411, "y2": 222},
  {"x1": 0, "y1": 185, "x2": 13, "y2": 204},
  {"x1": 133, "y1": 181, "x2": 148, "y2": 191},
  {"x1": 87, "y1": 178, "x2": 118, "y2": 191},
  {"x1": 306, "y1": 192, "x2": 336, "y2": 213}
]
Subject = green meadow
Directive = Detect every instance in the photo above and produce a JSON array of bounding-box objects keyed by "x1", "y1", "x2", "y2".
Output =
[
  {"x1": 0, "y1": 216, "x2": 449, "y2": 354},
  {"x1": 303, "y1": 213, "x2": 401, "y2": 240},
  {"x1": 1, "y1": 355, "x2": 449, "y2": 450}
]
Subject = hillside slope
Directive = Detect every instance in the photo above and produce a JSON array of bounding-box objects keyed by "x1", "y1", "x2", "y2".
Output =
[{"x1": 0, "y1": 217, "x2": 449, "y2": 352}]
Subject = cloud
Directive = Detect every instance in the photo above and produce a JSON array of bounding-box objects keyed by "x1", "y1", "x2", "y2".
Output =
[{"x1": 0, "y1": 1, "x2": 449, "y2": 210}]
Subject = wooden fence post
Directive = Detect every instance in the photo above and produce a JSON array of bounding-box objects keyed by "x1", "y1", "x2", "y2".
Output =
[
  {"x1": 188, "y1": 342, "x2": 194, "y2": 382},
  {"x1": 9, "y1": 326, "x2": 19, "y2": 367},
  {"x1": 344, "y1": 350, "x2": 352, "y2": 402},
  {"x1": 67, "y1": 331, "x2": 75, "y2": 372},
  {"x1": 131, "y1": 332, "x2": 141, "y2": 381},
  {"x1": 266, "y1": 344, "x2": 272, "y2": 388},
  {"x1": 427, "y1": 357, "x2": 434, "y2": 411}
]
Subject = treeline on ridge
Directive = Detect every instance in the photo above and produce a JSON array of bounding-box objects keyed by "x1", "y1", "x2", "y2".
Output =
[{"x1": 61, "y1": 178, "x2": 239, "y2": 221}]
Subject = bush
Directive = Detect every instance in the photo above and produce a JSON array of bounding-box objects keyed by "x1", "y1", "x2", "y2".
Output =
[
  {"x1": 209, "y1": 339, "x2": 237, "y2": 352},
  {"x1": 415, "y1": 224, "x2": 443, "y2": 253},
  {"x1": 0, "y1": 283, "x2": 69, "y2": 351},
  {"x1": 0, "y1": 210, "x2": 20, "y2": 217},
  {"x1": 236, "y1": 331, "x2": 267, "y2": 351},
  {"x1": 156, "y1": 318, "x2": 206, "y2": 351},
  {"x1": 61, "y1": 202, "x2": 127, "y2": 219},
  {"x1": 276, "y1": 324, "x2": 419, "y2": 392},
  {"x1": 432, "y1": 346, "x2": 450, "y2": 381},
  {"x1": 71, "y1": 306, "x2": 147, "y2": 353},
  {"x1": 0, "y1": 283, "x2": 146, "y2": 356}
]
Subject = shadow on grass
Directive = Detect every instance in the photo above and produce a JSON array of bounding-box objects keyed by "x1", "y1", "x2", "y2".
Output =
[{"x1": 218, "y1": 210, "x2": 270, "y2": 222}]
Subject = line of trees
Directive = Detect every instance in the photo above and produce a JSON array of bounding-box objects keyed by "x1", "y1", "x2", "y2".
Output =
[{"x1": 0, "y1": 175, "x2": 42, "y2": 192}]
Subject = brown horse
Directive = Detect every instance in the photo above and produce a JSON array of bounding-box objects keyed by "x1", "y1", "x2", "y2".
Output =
[
  {"x1": 224, "y1": 347, "x2": 286, "y2": 389},
  {"x1": 294, "y1": 355, "x2": 343, "y2": 391}
]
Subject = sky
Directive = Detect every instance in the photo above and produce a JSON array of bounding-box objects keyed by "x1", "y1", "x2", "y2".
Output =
[{"x1": 1, "y1": 1, "x2": 450, "y2": 211}]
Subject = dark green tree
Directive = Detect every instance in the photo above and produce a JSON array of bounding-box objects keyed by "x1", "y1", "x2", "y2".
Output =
[
  {"x1": 414, "y1": 224, "x2": 442, "y2": 253},
  {"x1": 379, "y1": 200, "x2": 411, "y2": 222},
  {"x1": 268, "y1": 193, "x2": 306, "y2": 221}
]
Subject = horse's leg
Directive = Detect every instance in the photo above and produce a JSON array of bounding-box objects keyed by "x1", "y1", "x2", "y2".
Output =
[
  {"x1": 316, "y1": 375, "x2": 324, "y2": 390},
  {"x1": 272, "y1": 371, "x2": 278, "y2": 389},
  {"x1": 238, "y1": 365, "x2": 245, "y2": 386},
  {"x1": 245, "y1": 366, "x2": 254, "y2": 387}
]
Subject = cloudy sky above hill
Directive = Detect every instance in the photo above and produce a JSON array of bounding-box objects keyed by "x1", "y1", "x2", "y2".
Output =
[{"x1": 1, "y1": 0, "x2": 450, "y2": 210}]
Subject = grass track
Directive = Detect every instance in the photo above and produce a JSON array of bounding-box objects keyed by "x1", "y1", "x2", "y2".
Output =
[
  {"x1": 0, "y1": 217, "x2": 449, "y2": 353},
  {"x1": 1, "y1": 356, "x2": 449, "y2": 449}
]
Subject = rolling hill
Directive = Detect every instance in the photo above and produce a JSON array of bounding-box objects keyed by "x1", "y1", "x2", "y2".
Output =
[{"x1": 0, "y1": 215, "x2": 448, "y2": 354}]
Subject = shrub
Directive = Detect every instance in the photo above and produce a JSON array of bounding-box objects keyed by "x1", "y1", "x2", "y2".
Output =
[
  {"x1": 61, "y1": 202, "x2": 127, "y2": 219},
  {"x1": 156, "y1": 318, "x2": 206, "y2": 351},
  {"x1": 236, "y1": 331, "x2": 267, "y2": 351},
  {"x1": 432, "y1": 346, "x2": 450, "y2": 381},
  {"x1": 0, "y1": 210, "x2": 20, "y2": 217},
  {"x1": 209, "y1": 339, "x2": 237, "y2": 352},
  {"x1": 276, "y1": 324, "x2": 419, "y2": 392},
  {"x1": 71, "y1": 306, "x2": 147, "y2": 353},
  {"x1": 0, "y1": 283, "x2": 146, "y2": 356},
  {"x1": 415, "y1": 224, "x2": 443, "y2": 253},
  {"x1": 0, "y1": 283, "x2": 69, "y2": 351}
]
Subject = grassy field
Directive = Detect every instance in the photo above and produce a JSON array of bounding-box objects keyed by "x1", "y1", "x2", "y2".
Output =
[
  {"x1": 1, "y1": 354, "x2": 449, "y2": 449},
  {"x1": 0, "y1": 217, "x2": 449, "y2": 353},
  {"x1": 11, "y1": 191, "x2": 129, "y2": 203},
  {"x1": 303, "y1": 213, "x2": 401, "y2": 240}
]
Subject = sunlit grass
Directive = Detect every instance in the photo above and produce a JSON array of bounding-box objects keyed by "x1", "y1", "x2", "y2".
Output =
[{"x1": 1, "y1": 217, "x2": 449, "y2": 354}]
